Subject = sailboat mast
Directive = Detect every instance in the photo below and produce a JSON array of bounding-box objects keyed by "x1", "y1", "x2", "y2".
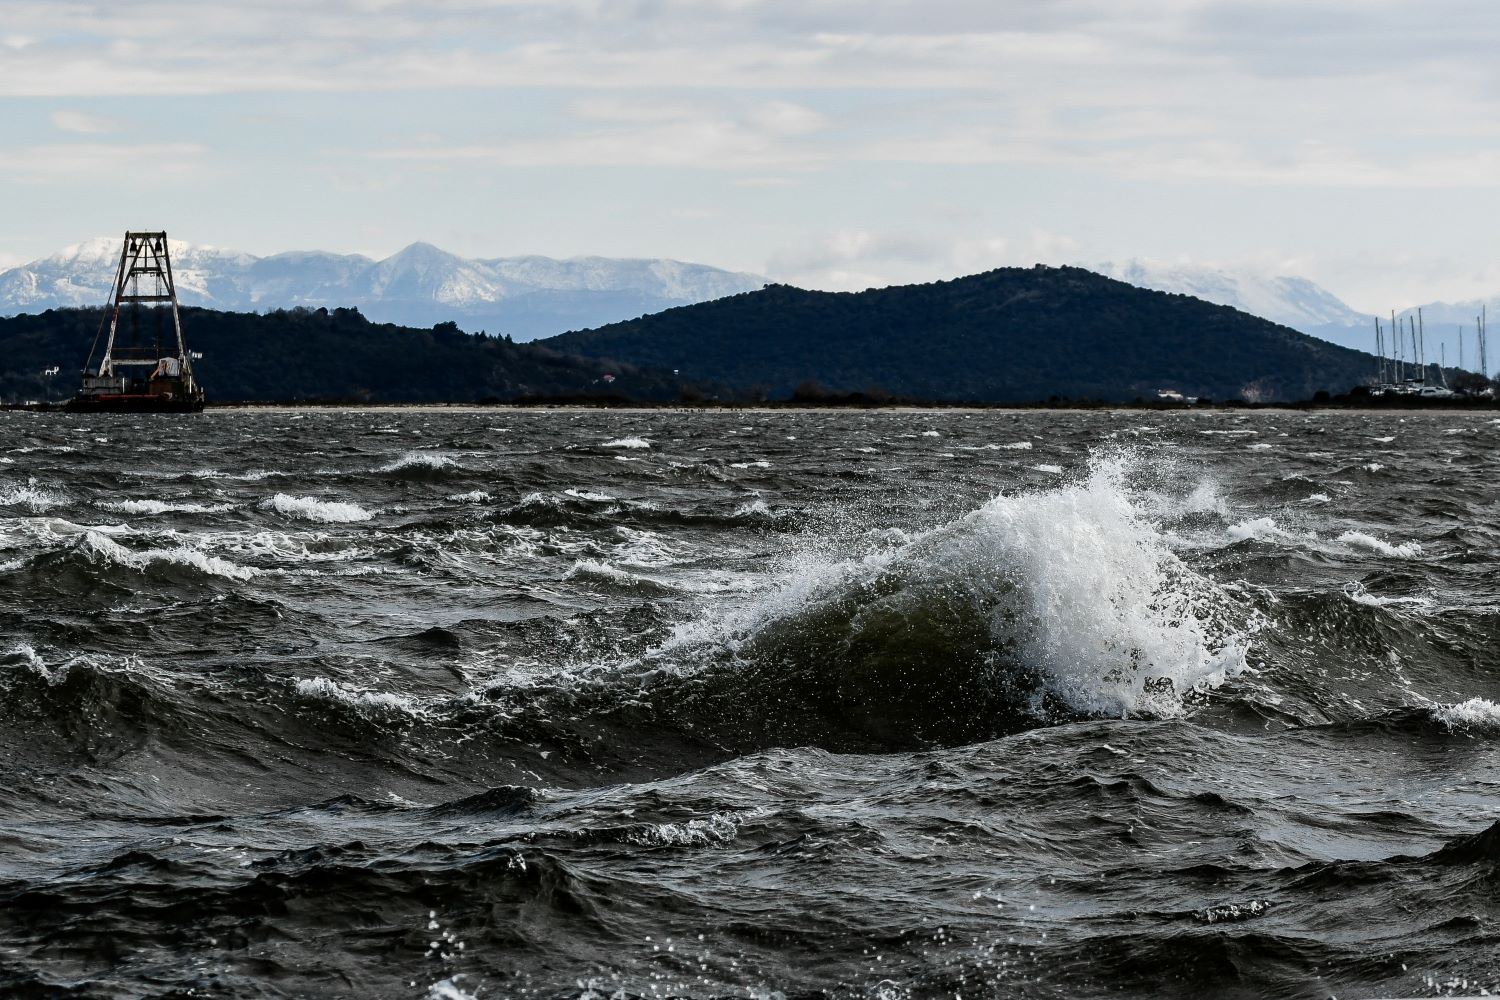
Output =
[
  {"x1": 1392, "y1": 310, "x2": 1402, "y2": 382},
  {"x1": 1417, "y1": 307, "x2": 1426, "y2": 382}
]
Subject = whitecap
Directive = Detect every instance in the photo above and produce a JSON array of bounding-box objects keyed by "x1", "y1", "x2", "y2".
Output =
[
  {"x1": 1341, "y1": 582, "x2": 1430, "y2": 608},
  {"x1": 1431, "y1": 698, "x2": 1500, "y2": 733},
  {"x1": 294, "y1": 676, "x2": 419, "y2": 716},
  {"x1": 262, "y1": 494, "x2": 374, "y2": 523},
  {"x1": 0, "y1": 482, "x2": 64, "y2": 512},
  {"x1": 662, "y1": 451, "x2": 1251, "y2": 720},
  {"x1": 1226, "y1": 517, "x2": 1309, "y2": 544},
  {"x1": 601, "y1": 436, "x2": 652, "y2": 449},
  {"x1": 74, "y1": 530, "x2": 259, "y2": 580},
  {"x1": 100, "y1": 499, "x2": 231, "y2": 515},
  {"x1": 1336, "y1": 530, "x2": 1421, "y2": 558},
  {"x1": 563, "y1": 488, "x2": 615, "y2": 502},
  {"x1": 564, "y1": 559, "x2": 677, "y2": 593},
  {"x1": 379, "y1": 451, "x2": 456, "y2": 472}
]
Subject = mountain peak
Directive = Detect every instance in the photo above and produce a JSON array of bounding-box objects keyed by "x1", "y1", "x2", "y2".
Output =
[{"x1": 0, "y1": 238, "x2": 766, "y2": 340}]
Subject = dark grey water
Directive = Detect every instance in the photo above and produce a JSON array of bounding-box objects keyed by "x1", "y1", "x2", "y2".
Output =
[{"x1": 1, "y1": 407, "x2": 1497, "y2": 999}]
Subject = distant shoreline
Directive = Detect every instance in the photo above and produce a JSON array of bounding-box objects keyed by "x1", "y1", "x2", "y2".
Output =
[{"x1": 6, "y1": 398, "x2": 1497, "y2": 415}]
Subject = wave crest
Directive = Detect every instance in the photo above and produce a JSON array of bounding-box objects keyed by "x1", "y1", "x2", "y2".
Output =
[
  {"x1": 658, "y1": 453, "x2": 1250, "y2": 744},
  {"x1": 263, "y1": 494, "x2": 374, "y2": 523}
]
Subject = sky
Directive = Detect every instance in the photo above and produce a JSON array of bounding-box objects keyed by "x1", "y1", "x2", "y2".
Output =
[{"x1": 4, "y1": 0, "x2": 1500, "y2": 311}]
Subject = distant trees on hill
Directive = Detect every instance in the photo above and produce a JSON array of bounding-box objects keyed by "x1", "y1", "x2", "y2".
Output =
[
  {"x1": 543, "y1": 266, "x2": 1394, "y2": 403},
  {"x1": 0, "y1": 306, "x2": 689, "y2": 403}
]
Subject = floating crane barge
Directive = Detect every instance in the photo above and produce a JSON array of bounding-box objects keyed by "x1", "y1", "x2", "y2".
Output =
[{"x1": 67, "y1": 231, "x2": 205, "y2": 413}]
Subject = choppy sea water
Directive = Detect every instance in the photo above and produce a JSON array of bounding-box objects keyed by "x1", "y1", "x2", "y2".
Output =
[{"x1": 1, "y1": 407, "x2": 1497, "y2": 1000}]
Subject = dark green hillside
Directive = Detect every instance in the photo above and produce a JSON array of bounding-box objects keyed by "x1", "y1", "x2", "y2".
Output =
[
  {"x1": 0, "y1": 306, "x2": 684, "y2": 403},
  {"x1": 543, "y1": 266, "x2": 1383, "y2": 402}
]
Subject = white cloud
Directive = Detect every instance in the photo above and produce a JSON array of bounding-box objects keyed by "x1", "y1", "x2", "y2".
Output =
[
  {"x1": 766, "y1": 228, "x2": 1080, "y2": 291},
  {"x1": 49, "y1": 110, "x2": 120, "y2": 134},
  {"x1": 3, "y1": 0, "x2": 1500, "y2": 192},
  {"x1": 371, "y1": 101, "x2": 830, "y2": 170},
  {"x1": 0, "y1": 143, "x2": 207, "y2": 180}
]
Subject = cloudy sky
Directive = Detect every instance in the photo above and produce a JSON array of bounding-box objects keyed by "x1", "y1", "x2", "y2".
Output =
[{"x1": 4, "y1": 0, "x2": 1500, "y2": 309}]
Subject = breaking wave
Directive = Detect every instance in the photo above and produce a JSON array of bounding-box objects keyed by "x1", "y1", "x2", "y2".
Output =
[
  {"x1": 99, "y1": 499, "x2": 232, "y2": 515},
  {"x1": 294, "y1": 676, "x2": 421, "y2": 717},
  {"x1": 68, "y1": 530, "x2": 260, "y2": 581},
  {"x1": 1431, "y1": 698, "x2": 1500, "y2": 734},
  {"x1": 262, "y1": 494, "x2": 374, "y2": 523},
  {"x1": 1336, "y1": 530, "x2": 1423, "y2": 559},
  {"x1": 379, "y1": 452, "x2": 459, "y2": 477},
  {"x1": 654, "y1": 452, "x2": 1251, "y2": 744},
  {"x1": 0, "y1": 482, "x2": 65, "y2": 512}
]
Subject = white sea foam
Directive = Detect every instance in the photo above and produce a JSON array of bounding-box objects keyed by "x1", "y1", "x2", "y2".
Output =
[
  {"x1": 263, "y1": 494, "x2": 374, "y2": 523},
  {"x1": 673, "y1": 452, "x2": 1250, "y2": 719},
  {"x1": 731, "y1": 461, "x2": 771, "y2": 469},
  {"x1": 602, "y1": 436, "x2": 652, "y2": 449},
  {"x1": 1341, "y1": 582, "x2": 1431, "y2": 608},
  {"x1": 1302, "y1": 493, "x2": 1331, "y2": 504},
  {"x1": 427, "y1": 976, "x2": 480, "y2": 1000},
  {"x1": 921, "y1": 430, "x2": 941, "y2": 437},
  {"x1": 563, "y1": 488, "x2": 615, "y2": 502},
  {"x1": 1, "y1": 642, "x2": 48, "y2": 677},
  {"x1": 1336, "y1": 530, "x2": 1422, "y2": 558},
  {"x1": 626, "y1": 808, "x2": 768, "y2": 847},
  {"x1": 75, "y1": 530, "x2": 259, "y2": 580},
  {"x1": 565, "y1": 559, "x2": 677, "y2": 593},
  {"x1": 192, "y1": 468, "x2": 279, "y2": 481},
  {"x1": 969, "y1": 441, "x2": 1033, "y2": 451},
  {"x1": 379, "y1": 451, "x2": 456, "y2": 472},
  {"x1": 0, "y1": 482, "x2": 64, "y2": 512},
  {"x1": 100, "y1": 499, "x2": 231, "y2": 515},
  {"x1": 1362, "y1": 463, "x2": 1384, "y2": 473},
  {"x1": 448, "y1": 490, "x2": 492, "y2": 503},
  {"x1": 732, "y1": 499, "x2": 775, "y2": 519},
  {"x1": 1033, "y1": 464, "x2": 1064, "y2": 474},
  {"x1": 202, "y1": 528, "x2": 371, "y2": 564},
  {"x1": 1431, "y1": 698, "x2": 1500, "y2": 733},
  {"x1": 1226, "y1": 517, "x2": 1308, "y2": 544},
  {"x1": 294, "y1": 676, "x2": 419, "y2": 715}
]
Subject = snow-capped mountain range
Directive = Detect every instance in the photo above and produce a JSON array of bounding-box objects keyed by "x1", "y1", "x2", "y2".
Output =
[
  {"x1": 5, "y1": 239, "x2": 1494, "y2": 373},
  {"x1": 1098, "y1": 259, "x2": 1498, "y2": 375},
  {"x1": 0, "y1": 238, "x2": 766, "y2": 341},
  {"x1": 1096, "y1": 260, "x2": 1369, "y2": 332}
]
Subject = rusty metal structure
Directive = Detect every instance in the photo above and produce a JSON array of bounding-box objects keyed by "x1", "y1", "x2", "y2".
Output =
[{"x1": 69, "y1": 231, "x2": 205, "y2": 412}]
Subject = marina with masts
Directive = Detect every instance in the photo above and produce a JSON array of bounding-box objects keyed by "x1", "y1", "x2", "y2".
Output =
[{"x1": 1369, "y1": 304, "x2": 1493, "y2": 399}]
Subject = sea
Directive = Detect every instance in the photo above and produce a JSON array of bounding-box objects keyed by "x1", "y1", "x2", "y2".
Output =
[{"x1": 1, "y1": 407, "x2": 1497, "y2": 1000}]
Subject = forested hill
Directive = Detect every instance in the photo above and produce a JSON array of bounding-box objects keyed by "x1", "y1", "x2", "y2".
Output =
[
  {"x1": 542, "y1": 265, "x2": 1383, "y2": 402},
  {"x1": 0, "y1": 306, "x2": 683, "y2": 403}
]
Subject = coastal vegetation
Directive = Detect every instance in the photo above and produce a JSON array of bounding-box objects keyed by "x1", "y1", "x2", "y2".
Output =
[
  {"x1": 543, "y1": 266, "x2": 1408, "y2": 403},
  {"x1": 2, "y1": 270, "x2": 1493, "y2": 405},
  {"x1": 0, "y1": 306, "x2": 685, "y2": 404}
]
